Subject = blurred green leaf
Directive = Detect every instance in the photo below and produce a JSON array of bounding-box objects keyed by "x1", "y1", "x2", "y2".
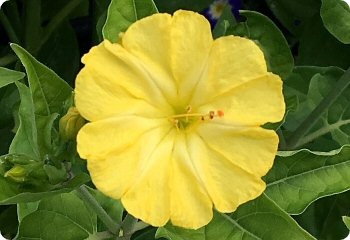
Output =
[
  {"x1": 283, "y1": 66, "x2": 350, "y2": 149},
  {"x1": 17, "y1": 191, "x2": 97, "y2": 240},
  {"x1": 0, "y1": 173, "x2": 89, "y2": 204},
  {"x1": 41, "y1": 0, "x2": 89, "y2": 23},
  {"x1": 103, "y1": 0, "x2": 158, "y2": 43},
  {"x1": 92, "y1": 0, "x2": 111, "y2": 43},
  {"x1": 297, "y1": 15, "x2": 350, "y2": 69},
  {"x1": 343, "y1": 216, "x2": 350, "y2": 230},
  {"x1": 321, "y1": 0, "x2": 350, "y2": 44},
  {"x1": 0, "y1": 84, "x2": 19, "y2": 127},
  {"x1": 265, "y1": 145, "x2": 350, "y2": 214},
  {"x1": 229, "y1": 10, "x2": 294, "y2": 79},
  {"x1": 0, "y1": 67, "x2": 25, "y2": 88},
  {"x1": 0, "y1": 127, "x2": 15, "y2": 156},
  {"x1": 294, "y1": 191, "x2": 350, "y2": 240},
  {"x1": 157, "y1": 194, "x2": 314, "y2": 240},
  {"x1": 23, "y1": 0, "x2": 42, "y2": 53},
  {"x1": 37, "y1": 21, "x2": 80, "y2": 84},
  {"x1": 96, "y1": 10, "x2": 108, "y2": 43},
  {"x1": 265, "y1": 0, "x2": 320, "y2": 36},
  {"x1": 154, "y1": 0, "x2": 212, "y2": 13}
]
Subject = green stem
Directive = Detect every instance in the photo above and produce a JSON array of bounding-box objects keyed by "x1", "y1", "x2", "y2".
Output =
[
  {"x1": 0, "y1": 10, "x2": 20, "y2": 43},
  {"x1": 76, "y1": 185, "x2": 120, "y2": 235},
  {"x1": 122, "y1": 214, "x2": 138, "y2": 236},
  {"x1": 286, "y1": 67, "x2": 350, "y2": 149},
  {"x1": 120, "y1": 214, "x2": 149, "y2": 240},
  {"x1": 41, "y1": 0, "x2": 85, "y2": 47}
]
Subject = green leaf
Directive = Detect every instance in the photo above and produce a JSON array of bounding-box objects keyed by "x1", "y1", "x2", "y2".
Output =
[
  {"x1": 265, "y1": 145, "x2": 350, "y2": 214},
  {"x1": 0, "y1": 67, "x2": 25, "y2": 88},
  {"x1": 37, "y1": 191, "x2": 97, "y2": 233},
  {"x1": 321, "y1": 0, "x2": 350, "y2": 44},
  {"x1": 16, "y1": 189, "x2": 121, "y2": 240},
  {"x1": 229, "y1": 10, "x2": 294, "y2": 79},
  {"x1": 9, "y1": 82, "x2": 60, "y2": 159},
  {"x1": 17, "y1": 210, "x2": 91, "y2": 240},
  {"x1": 103, "y1": 0, "x2": 158, "y2": 42},
  {"x1": 262, "y1": 95, "x2": 298, "y2": 131},
  {"x1": 9, "y1": 82, "x2": 40, "y2": 160},
  {"x1": 35, "y1": 113, "x2": 60, "y2": 155},
  {"x1": 283, "y1": 66, "x2": 350, "y2": 149},
  {"x1": 294, "y1": 191, "x2": 350, "y2": 240},
  {"x1": 265, "y1": 0, "x2": 320, "y2": 36},
  {"x1": 343, "y1": 216, "x2": 350, "y2": 230},
  {"x1": 17, "y1": 202, "x2": 39, "y2": 222},
  {"x1": 0, "y1": 173, "x2": 90, "y2": 204},
  {"x1": 16, "y1": 190, "x2": 97, "y2": 240},
  {"x1": 157, "y1": 194, "x2": 314, "y2": 240},
  {"x1": 11, "y1": 43, "x2": 73, "y2": 116},
  {"x1": 297, "y1": 14, "x2": 350, "y2": 69}
]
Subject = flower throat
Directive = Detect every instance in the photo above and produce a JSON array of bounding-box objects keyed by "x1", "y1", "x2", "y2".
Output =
[{"x1": 169, "y1": 106, "x2": 224, "y2": 130}]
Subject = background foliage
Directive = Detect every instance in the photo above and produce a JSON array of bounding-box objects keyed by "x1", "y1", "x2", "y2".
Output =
[{"x1": 0, "y1": 0, "x2": 349, "y2": 239}]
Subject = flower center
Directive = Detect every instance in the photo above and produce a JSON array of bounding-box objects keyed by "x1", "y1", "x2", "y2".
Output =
[{"x1": 169, "y1": 106, "x2": 224, "y2": 130}]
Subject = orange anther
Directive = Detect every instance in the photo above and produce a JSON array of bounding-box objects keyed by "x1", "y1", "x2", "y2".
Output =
[{"x1": 217, "y1": 110, "x2": 224, "y2": 117}]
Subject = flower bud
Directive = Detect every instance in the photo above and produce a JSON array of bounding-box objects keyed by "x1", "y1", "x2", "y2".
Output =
[
  {"x1": 4, "y1": 165, "x2": 27, "y2": 183},
  {"x1": 59, "y1": 107, "x2": 85, "y2": 141}
]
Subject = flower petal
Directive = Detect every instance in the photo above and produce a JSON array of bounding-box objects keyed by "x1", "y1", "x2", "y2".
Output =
[
  {"x1": 187, "y1": 133, "x2": 266, "y2": 213},
  {"x1": 75, "y1": 42, "x2": 172, "y2": 122},
  {"x1": 196, "y1": 123, "x2": 279, "y2": 177},
  {"x1": 170, "y1": 133, "x2": 213, "y2": 229},
  {"x1": 191, "y1": 36, "x2": 268, "y2": 106},
  {"x1": 121, "y1": 128, "x2": 175, "y2": 227},
  {"x1": 170, "y1": 10, "x2": 213, "y2": 106},
  {"x1": 86, "y1": 126, "x2": 172, "y2": 202},
  {"x1": 87, "y1": 146, "x2": 140, "y2": 200},
  {"x1": 121, "y1": 13, "x2": 177, "y2": 103},
  {"x1": 77, "y1": 116, "x2": 166, "y2": 160},
  {"x1": 198, "y1": 73, "x2": 285, "y2": 125}
]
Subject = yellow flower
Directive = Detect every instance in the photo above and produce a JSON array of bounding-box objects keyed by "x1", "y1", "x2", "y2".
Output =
[{"x1": 75, "y1": 10, "x2": 285, "y2": 229}]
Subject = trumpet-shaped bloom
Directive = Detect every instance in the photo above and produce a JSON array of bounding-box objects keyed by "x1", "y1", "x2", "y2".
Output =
[{"x1": 75, "y1": 10, "x2": 285, "y2": 229}]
